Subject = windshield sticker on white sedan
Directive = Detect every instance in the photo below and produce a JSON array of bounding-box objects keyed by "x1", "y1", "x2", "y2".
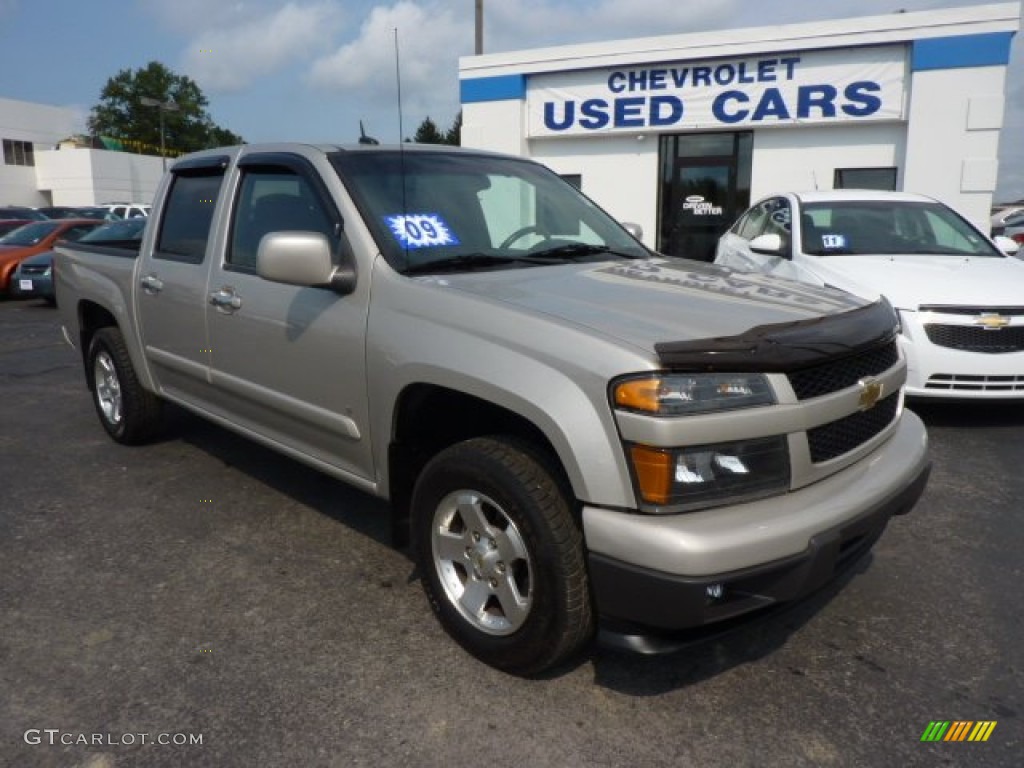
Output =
[
  {"x1": 384, "y1": 214, "x2": 459, "y2": 249},
  {"x1": 821, "y1": 234, "x2": 848, "y2": 250}
]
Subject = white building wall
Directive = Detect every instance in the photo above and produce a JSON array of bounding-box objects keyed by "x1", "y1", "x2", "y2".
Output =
[
  {"x1": 529, "y1": 135, "x2": 659, "y2": 239},
  {"x1": 749, "y1": 123, "x2": 906, "y2": 200},
  {"x1": 904, "y1": 65, "x2": 1007, "y2": 230},
  {"x1": 463, "y1": 101, "x2": 527, "y2": 156},
  {"x1": 35, "y1": 149, "x2": 164, "y2": 207},
  {"x1": 0, "y1": 96, "x2": 78, "y2": 205}
]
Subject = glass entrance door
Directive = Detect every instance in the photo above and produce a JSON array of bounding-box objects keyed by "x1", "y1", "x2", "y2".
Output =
[{"x1": 658, "y1": 132, "x2": 752, "y2": 261}]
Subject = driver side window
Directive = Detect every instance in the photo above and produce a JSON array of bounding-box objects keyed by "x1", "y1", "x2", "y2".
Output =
[{"x1": 229, "y1": 167, "x2": 336, "y2": 272}]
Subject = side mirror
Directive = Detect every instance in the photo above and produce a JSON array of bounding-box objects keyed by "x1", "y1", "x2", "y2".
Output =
[
  {"x1": 749, "y1": 232, "x2": 785, "y2": 255},
  {"x1": 621, "y1": 222, "x2": 644, "y2": 241},
  {"x1": 257, "y1": 231, "x2": 356, "y2": 295},
  {"x1": 993, "y1": 235, "x2": 1020, "y2": 256}
]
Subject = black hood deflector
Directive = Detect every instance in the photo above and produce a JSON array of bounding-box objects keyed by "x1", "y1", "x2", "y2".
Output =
[{"x1": 655, "y1": 298, "x2": 898, "y2": 372}]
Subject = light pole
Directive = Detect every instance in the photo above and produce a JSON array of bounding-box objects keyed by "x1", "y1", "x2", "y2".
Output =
[
  {"x1": 140, "y1": 96, "x2": 179, "y2": 170},
  {"x1": 475, "y1": 0, "x2": 483, "y2": 54}
]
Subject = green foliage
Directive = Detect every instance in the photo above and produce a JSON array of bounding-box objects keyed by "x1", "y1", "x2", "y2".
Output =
[
  {"x1": 87, "y1": 61, "x2": 243, "y2": 156},
  {"x1": 444, "y1": 111, "x2": 462, "y2": 146},
  {"x1": 411, "y1": 112, "x2": 462, "y2": 146},
  {"x1": 412, "y1": 116, "x2": 446, "y2": 145}
]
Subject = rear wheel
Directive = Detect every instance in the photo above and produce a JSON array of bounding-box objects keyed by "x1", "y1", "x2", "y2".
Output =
[
  {"x1": 412, "y1": 436, "x2": 593, "y2": 675},
  {"x1": 87, "y1": 327, "x2": 163, "y2": 444}
]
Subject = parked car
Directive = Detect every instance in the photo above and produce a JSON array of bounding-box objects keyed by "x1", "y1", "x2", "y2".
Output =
[
  {"x1": 0, "y1": 219, "x2": 32, "y2": 237},
  {"x1": 36, "y1": 206, "x2": 117, "y2": 221},
  {"x1": 0, "y1": 219, "x2": 103, "y2": 295},
  {"x1": 715, "y1": 190, "x2": 1024, "y2": 399},
  {"x1": 11, "y1": 218, "x2": 146, "y2": 304},
  {"x1": 991, "y1": 204, "x2": 1024, "y2": 232},
  {"x1": 0, "y1": 206, "x2": 47, "y2": 221},
  {"x1": 101, "y1": 202, "x2": 151, "y2": 219},
  {"x1": 55, "y1": 143, "x2": 930, "y2": 674},
  {"x1": 996, "y1": 210, "x2": 1024, "y2": 248}
]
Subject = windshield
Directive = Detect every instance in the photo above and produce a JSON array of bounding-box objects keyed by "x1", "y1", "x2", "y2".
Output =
[
  {"x1": 800, "y1": 200, "x2": 1001, "y2": 257},
  {"x1": 0, "y1": 221, "x2": 60, "y2": 246},
  {"x1": 330, "y1": 149, "x2": 648, "y2": 273}
]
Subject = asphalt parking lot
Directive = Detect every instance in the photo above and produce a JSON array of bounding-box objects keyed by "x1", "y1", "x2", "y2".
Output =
[{"x1": 1, "y1": 298, "x2": 1021, "y2": 768}]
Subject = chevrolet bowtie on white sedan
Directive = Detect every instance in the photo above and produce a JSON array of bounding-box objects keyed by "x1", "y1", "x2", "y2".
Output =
[{"x1": 715, "y1": 190, "x2": 1024, "y2": 399}]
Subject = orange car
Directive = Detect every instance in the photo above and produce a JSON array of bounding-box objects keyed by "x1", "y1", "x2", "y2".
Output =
[{"x1": 0, "y1": 218, "x2": 103, "y2": 294}]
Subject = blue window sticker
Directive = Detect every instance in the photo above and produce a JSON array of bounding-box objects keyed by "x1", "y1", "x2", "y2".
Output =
[
  {"x1": 384, "y1": 213, "x2": 459, "y2": 249},
  {"x1": 821, "y1": 233, "x2": 847, "y2": 250}
]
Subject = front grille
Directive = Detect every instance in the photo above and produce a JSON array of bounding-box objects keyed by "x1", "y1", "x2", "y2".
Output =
[
  {"x1": 787, "y1": 342, "x2": 898, "y2": 400},
  {"x1": 807, "y1": 393, "x2": 899, "y2": 463},
  {"x1": 925, "y1": 374, "x2": 1024, "y2": 392},
  {"x1": 919, "y1": 305, "x2": 1024, "y2": 316},
  {"x1": 924, "y1": 325, "x2": 1024, "y2": 354}
]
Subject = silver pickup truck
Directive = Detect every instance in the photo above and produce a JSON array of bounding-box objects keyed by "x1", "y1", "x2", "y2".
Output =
[{"x1": 56, "y1": 142, "x2": 930, "y2": 675}]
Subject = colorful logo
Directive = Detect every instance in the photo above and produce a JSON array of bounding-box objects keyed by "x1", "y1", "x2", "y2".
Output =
[{"x1": 920, "y1": 721, "x2": 997, "y2": 742}]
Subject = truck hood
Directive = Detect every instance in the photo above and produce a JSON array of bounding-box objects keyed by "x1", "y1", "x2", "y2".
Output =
[
  {"x1": 419, "y1": 258, "x2": 868, "y2": 354},
  {"x1": 802, "y1": 254, "x2": 1024, "y2": 310}
]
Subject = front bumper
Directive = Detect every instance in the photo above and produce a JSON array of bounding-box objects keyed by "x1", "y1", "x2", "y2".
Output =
[
  {"x1": 10, "y1": 273, "x2": 54, "y2": 300},
  {"x1": 899, "y1": 312, "x2": 1024, "y2": 398},
  {"x1": 583, "y1": 410, "x2": 930, "y2": 632}
]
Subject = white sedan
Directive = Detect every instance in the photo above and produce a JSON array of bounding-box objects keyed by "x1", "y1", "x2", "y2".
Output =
[{"x1": 715, "y1": 190, "x2": 1024, "y2": 399}]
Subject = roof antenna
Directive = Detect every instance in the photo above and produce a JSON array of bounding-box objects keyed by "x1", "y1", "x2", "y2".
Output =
[
  {"x1": 395, "y1": 27, "x2": 410, "y2": 270},
  {"x1": 358, "y1": 120, "x2": 379, "y2": 145}
]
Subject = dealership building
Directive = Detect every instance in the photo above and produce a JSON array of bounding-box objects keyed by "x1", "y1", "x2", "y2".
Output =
[
  {"x1": 0, "y1": 96, "x2": 162, "y2": 209},
  {"x1": 459, "y1": 3, "x2": 1019, "y2": 260}
]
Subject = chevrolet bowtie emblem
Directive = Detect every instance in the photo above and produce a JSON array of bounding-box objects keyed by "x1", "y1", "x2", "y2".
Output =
[
  {"x1": 858, "y1": 377, "x2": 884, "y2": 410},
  {"x1": 974, "y1": 313, "x2": 1010, "y2": 330}
]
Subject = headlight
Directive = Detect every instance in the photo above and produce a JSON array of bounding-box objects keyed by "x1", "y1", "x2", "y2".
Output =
[
  {"x1": 613, "y1": 373, "x2": 774, "y2": 416},
  {"x1": 629, "y1": 436, "x2": 790, "y2": 510},
  {"x1": 613, "y1": 373, "x2": 784, "y2": 511}
]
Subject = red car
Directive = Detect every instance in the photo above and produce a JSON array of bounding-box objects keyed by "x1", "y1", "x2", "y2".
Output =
[{"x1": 0, "y1": 219, "x2": 102, "y2": 294}]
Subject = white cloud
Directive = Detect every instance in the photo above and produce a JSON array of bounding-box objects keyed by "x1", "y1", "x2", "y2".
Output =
[
  {"x1": 309, "y1": 2, "x2": 468, "y2": 123},
  {"x1": 306, "y1": 0, "x2": 750, "y2": 130},
  {"x1": 181, "y1": 2, "x2": 344, "y2": 91}
]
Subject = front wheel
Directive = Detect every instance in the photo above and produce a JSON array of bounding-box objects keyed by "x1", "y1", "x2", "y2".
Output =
[
  {"x1": 412, "y1": 436, "x2": 593, "y2": 675},
  {"x1": 87, "y1": 327, "x2": 163, "y2": 444}
]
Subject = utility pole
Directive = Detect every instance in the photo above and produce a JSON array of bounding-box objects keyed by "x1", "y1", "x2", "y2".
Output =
[
  {"x1": 475, "y1": 0, "x2": 483, "y2": 54},
  {"x1": 140, "y1": 96, "x2": 179, "y2": 171}
]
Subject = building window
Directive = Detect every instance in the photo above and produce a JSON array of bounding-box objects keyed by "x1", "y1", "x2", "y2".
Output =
[
  {"x1": 2, "y1": 139, "x2": 35, "y2": 167},
  {"x1": 560, "y1": 174, "x2": 582, "y2": 190},
  {"x1": 834, "y1": 167, "x2": 897, "y2": 191}
]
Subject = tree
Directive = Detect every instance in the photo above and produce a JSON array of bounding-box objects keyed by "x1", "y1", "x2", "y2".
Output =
[
  {"x1": 87, "y1": 62, "x2": 243, "y2": 157},
  {"x1": 444, "y1": 111, "x2": 462, "y2": 146},
  {"x1": 412, "y1": 117, "x2": 446, "y2": 145},
  {"x1": 410, "y1": 112, "x2": 462, "y2": 146}
]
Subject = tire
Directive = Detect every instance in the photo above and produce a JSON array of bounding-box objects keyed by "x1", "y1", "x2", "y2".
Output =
[
  {"x1": 87, "y1": 327, "x2": 163, "y2": 444},
  {"x1": 411, "y1": 436, "x2": 593, "y2": 676}
]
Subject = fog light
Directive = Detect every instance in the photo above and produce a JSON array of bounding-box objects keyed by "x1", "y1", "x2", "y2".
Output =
[{"x1": 706, "y1": 583, "x2": 725, "y2": 601}]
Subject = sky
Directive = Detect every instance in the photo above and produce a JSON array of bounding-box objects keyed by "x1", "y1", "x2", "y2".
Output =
[{"x1": 1, "y1": 0, "x2": 1022, "y2": 200}]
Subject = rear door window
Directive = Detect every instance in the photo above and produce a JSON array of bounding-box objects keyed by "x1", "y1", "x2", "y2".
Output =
[{"x1": 155, "y1": 168, "x2": 227, "y2": 264}]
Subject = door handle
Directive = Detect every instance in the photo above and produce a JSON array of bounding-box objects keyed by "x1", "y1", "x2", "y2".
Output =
[
  {"x1": 140, "y1": 274, "x2": 164, "y2": 293},
  {"x1": 209, "y1": 288, "x2": 242, "y2": 312}
]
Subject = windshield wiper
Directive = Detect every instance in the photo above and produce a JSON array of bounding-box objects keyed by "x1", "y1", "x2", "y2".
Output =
[
  {"x1": 526, "y1": 243, "x2": 645, "y2": 261},
  {"x1": 403, "y1": 253, "x2": 538, "y2": 275}
]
